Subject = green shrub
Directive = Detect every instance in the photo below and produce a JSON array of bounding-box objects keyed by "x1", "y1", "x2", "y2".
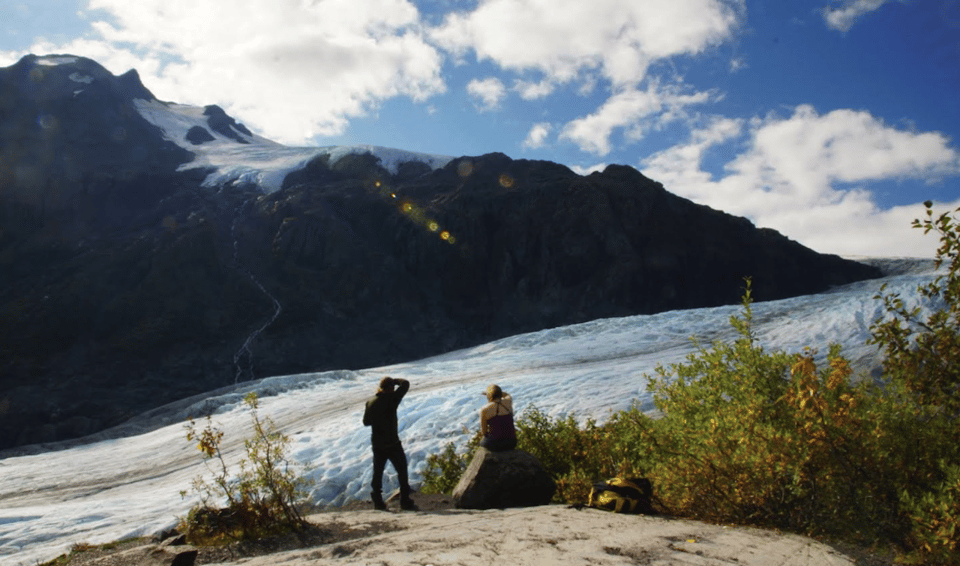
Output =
[
  {"x1": 180, "y1": 392, "x2": 312, "y2": 545},
  {"x1": 869, "y1": 203, "x2": 960, "y2": 564},
  {"x1": 870, "y1": 202, "x2": 960, "y2": 413},
  {"x1": 516, "y1": 407, "x2": 635, "y2": 503},
  {"x1": 634, "y1": 282, "x2": 877, "y2": 535},
  {"x1": 420, "y1": 431, "x2": 480, "y2": 495},
  {"x1": 901, "y1": 462, "x2": 960, "y2": 563}
]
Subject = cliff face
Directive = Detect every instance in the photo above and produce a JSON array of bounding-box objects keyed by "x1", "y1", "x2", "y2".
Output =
[{"x1": 0, "y1": 55, "x2": 881, "y2": 450}]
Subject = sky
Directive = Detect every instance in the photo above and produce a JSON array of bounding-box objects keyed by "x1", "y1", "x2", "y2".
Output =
[
  {"x1": 0, "y1": 259, "x2": 939, "y2": 565},
  {"x1": 1, "y1": 0, "x2": 958, "y2": 257}
]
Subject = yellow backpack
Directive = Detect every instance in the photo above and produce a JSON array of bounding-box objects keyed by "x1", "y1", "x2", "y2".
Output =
[{"x1": 588, "y1": 477, "x2": 655, "y2": 514}]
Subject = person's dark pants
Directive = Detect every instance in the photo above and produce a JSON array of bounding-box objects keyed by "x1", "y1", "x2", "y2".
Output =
[{"x1": 371, "y1": 441, "x2": 411, "y2": 500}]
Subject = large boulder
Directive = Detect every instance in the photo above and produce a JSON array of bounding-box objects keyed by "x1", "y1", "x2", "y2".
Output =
[{"x1": 453, "y1": 448, "x2": 556, "y2": 509}]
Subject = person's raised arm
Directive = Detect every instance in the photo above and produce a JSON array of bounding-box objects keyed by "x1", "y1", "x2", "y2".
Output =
[{"x1": 394, "y1": 378, "x2": 410, "y2": 399}]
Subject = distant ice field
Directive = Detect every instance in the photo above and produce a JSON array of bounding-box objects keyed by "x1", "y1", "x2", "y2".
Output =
[
  {"x1": 134, "y1": 99, "x2": 454, "y2": 193},
  {"x1": 0, "y1": 258, "x2": 941, "y2": 565}
]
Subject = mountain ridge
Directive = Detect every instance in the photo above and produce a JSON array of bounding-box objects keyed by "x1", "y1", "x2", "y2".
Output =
[{"x1": 0, "y1": 54, "x2": 882, "y2": 450}]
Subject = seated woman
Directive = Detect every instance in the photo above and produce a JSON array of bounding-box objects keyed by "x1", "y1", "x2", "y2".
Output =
[{"x1": 479, "y1": 384, "x2": 517, "y2": 452}]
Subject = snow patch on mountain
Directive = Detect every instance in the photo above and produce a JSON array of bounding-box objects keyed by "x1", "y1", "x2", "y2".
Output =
[
  {"x1": 134, "y1": 99, "x2": 453, "y2": 193},
  {"x1": 68, "y1": 72, "x2": 93, "y2": 84},
  {"x1": 324, "y1": 144, "x2": 455, "y2": 175},
  {"x1": 35, "y1": 55, "x2": 79, "y2": 66}
]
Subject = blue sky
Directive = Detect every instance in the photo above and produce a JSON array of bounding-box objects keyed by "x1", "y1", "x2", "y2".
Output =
[{"x1": 2, "y1": 0, "x2": 958, "y2": 257}]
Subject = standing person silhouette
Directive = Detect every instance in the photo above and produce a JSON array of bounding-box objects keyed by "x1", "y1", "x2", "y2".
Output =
[{"x1": 363, "y1": 376, "x2": 417, "y2": 511}]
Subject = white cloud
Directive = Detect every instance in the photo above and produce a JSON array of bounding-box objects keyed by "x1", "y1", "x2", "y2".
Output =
[
  {"x1": 430, "y1": 0, "x2": 743, "y2": 86},
  {"x1": 522, "y1": 122, "x2": 552, "y2": 149},
  {"x1": 560, "y1": 83, "x2": 718, "y2": 155},
  {"x1": 466, "y1": 76, "x2": 506, "y2": 111},
  {"x1": 9, "y1": 0, "x2": 446, "y2": 145},
  {"x1": 822, "y1": 0, "x2": 896, "y2": 32},
  {"x1": 513, "y1": 78, "x2": 555, "y2": 100},
  {"x1": 641, "y1": 106, "x2": 960, "y2": 257},
  {"x1": 637, "y1": 115, "x2": 743, "y2": 187},
  {"x1": 4, "y1": 0, "x2": 745, "y2": 150}
]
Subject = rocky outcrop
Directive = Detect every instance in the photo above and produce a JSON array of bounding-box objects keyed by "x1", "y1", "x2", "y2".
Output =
[
  {"x1": 149, "y1": 536, "x2": 199, "y2": 566},
  {"x1": 0, "y1": 54, "x2": 884, "y2": 451},
  {"x1": 453, "y1": 448, "x2": 557, "y2": 509},
  {"x1": 203, "y1": 104, "x2": 252, "y2": 143},
  {"x1": 186, "y1": 125, "x2": 216, "y2": 144}
]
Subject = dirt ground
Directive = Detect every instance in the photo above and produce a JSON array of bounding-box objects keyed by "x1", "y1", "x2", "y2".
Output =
[
  {"x1": 42, "y1": 493, "x2": 453, "y2": 566},
  {"x1": 43, "y1": 494, "x2": 898, "y2": 566}
]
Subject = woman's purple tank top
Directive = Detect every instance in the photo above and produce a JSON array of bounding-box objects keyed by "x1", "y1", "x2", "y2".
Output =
[{"x1": 488, "y1": 408, "x2": 516, "y2": 441}]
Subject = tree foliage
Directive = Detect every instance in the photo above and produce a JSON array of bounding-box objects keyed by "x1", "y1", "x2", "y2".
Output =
[
  {"x1": 629, "y1": 283, "x2": 895, "y2": 538},
  {"x1": 870, "y1": 202, "x2": 960, "y2": 412},
  {"x1": 869, "y1": 203, "x2": 960, "y2": 563}
]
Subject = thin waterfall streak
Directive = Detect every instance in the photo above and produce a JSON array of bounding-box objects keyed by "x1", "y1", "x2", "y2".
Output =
[{"x1": 229, "y1": 197, "x2": 282, "y2": 384}]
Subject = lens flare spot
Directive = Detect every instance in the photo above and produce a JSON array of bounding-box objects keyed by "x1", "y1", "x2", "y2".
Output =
[
  {"x1": 428, "y1": 221, "x2": 439, "y2": 232},
  {"x1": 402, "y1": 202, "x2": 413, "y2": 213},
  {"x1": 498, "y1": 174, "x2": 514, "y2": 188},
  {"x1": 37, "y1": 115, "x2": 58, "y2": 130},
  {"x1": 375, "y1": 180, "x2": 381, "y2": 188},
  {"x1": 457, "y1": 161, "x2": 474, "y2": 177}
]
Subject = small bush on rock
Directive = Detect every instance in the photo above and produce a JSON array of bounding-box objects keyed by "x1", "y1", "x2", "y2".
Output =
[{"x1": 180, "y1": 392, "x2": 312, "y2": 545}]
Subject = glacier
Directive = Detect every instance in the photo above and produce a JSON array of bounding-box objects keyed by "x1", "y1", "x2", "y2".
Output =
[
  {"x1": 0, "y1": 258, "x2": 941, "y2": 565},
  {"x1": 134, "y1": 99, "x2": 454, "y2": 193}
]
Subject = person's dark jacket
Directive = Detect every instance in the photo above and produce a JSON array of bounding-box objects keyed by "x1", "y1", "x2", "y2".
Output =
[{"x1": 363, "y1": 379, "x2": 409, "y2": 449}]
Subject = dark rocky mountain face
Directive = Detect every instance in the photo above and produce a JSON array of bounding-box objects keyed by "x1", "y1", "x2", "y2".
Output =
[{"x1": 0, "y1": 55, "x2": 882, "y2": 451}]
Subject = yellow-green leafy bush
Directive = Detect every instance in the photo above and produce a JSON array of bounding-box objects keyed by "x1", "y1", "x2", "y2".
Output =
[
  {"x1": 180, "y1": 393, "x2": 312, "y2": 545},
  {"x1": 869, "y1": 204, "x2": 960, "y2": 563}
]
